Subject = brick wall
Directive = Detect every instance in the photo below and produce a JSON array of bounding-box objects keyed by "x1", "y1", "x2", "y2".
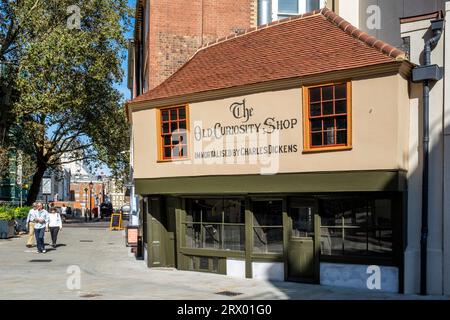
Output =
[{"x1": 146, "y1": 0, "x2": 254, "y2": 90}]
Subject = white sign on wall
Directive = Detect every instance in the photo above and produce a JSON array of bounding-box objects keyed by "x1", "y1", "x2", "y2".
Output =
[{"x1": 42, "y1": 178, "x2": 52, "y2": 195}]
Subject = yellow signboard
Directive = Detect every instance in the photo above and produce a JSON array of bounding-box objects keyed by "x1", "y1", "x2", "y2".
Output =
[{"x1": 109, "y1": 213, "x2": 123, "y2": 231}]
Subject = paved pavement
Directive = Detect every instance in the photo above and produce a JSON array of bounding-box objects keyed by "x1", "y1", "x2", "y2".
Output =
[{"x1": 0, "y1": 221, "x2": 448, "y2": 300}]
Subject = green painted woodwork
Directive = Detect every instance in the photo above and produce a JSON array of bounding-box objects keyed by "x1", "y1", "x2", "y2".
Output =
[{"x1": 135, "y1": 171, "x2": 406, "y2": 195}]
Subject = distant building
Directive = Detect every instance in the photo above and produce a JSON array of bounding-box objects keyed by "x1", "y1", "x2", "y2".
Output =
[
  {"x1": 36, "y1": 166, "x2": 71, "y2": 204},
  {"x1": 104, "y1": 178, "x2": 127, "y2": 210}
]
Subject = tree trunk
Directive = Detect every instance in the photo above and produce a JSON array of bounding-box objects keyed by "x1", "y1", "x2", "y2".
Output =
[{"x1": 26, "y1": 164, "x2": 47, "y2": 205}]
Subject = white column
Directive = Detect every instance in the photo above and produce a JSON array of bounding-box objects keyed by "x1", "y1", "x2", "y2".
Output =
[
  {"x1": 336, "y1": 0, "x2": 360, "y2": 27},
  {"x1": 443, "y1": 0, "x2": 450, "y2": 296}
]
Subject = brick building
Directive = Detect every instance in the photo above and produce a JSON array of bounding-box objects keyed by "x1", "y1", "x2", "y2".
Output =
[{"x1": 128, "y1": 0, "x2": 257, "y2": 96}]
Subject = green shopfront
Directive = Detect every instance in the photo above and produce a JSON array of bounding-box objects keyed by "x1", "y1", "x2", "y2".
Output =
[{"x1": 136, "y1": 172, "x2": 405, "y2": 293}]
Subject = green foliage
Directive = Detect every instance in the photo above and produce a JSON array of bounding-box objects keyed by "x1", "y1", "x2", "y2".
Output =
[
  {"x1": 0, "y1": 206, "x2": 15, "y2": 220},
  {"x1": 1, "y1": 0, "x2": 134, "y2": 203},
  {"x1": 14, "y1": 206, "x2": 31, "y2": 219},
  {"x1": 0, "y1": 205, "x2": 31, "y2": 219}
]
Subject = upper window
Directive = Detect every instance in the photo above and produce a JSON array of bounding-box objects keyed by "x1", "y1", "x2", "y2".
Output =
[
  {"x1": 158, "y1": 105, "x2": 189, "y2": 161},
  {"x1": 279, "y1": 0, "x2": 299, "y2": 14},
  {"x1": 274, "y1": 0, "x2": 324, "y2": 20},
  {"x1": 303, "y1": 82, "x2": 352, "y2": 152}
]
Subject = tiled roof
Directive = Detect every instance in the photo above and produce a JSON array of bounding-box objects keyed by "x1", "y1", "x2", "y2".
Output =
[{"x1": 129, "y1": 7, "x2": 406, "y2": 105}]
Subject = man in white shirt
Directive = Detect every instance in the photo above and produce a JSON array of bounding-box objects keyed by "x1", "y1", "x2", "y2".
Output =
[
  {"x1": 25, "y1": 203, "x2": 38, "y2": 248},
  {"x1": 30, "y1": 202, "x2": 50, "y2": 253}
]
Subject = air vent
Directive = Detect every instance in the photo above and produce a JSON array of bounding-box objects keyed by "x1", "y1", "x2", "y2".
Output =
[{"x1": 29, "y1": 259, "x2": 52, "y2": 263}]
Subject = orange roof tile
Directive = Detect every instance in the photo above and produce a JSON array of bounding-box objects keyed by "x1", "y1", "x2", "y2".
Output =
[{"x1": 129, "y1": 8, "x2": 406, "y2": 106}]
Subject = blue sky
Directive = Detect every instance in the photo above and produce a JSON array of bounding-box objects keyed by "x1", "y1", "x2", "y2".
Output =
[
  {"x1": 97, "y1": 0, "x2": 136, "y2": 176},
  {"x1": 114, "y1": 0, "x2": 137, "y2": 102}
]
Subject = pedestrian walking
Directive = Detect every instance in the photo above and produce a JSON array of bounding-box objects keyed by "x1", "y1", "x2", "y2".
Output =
[
  {"x1": 60, "y1": 203, "x2": 68, "y2": 222},
  {"x1": 25, "y1": 203, "x2": 38, "y2": 248},
  {"x1": 48, "y1": 208, "x2": 62, "y2": 248},
  {"x1": 30, "y1": 202, "x2": 49, "y2": 253}
]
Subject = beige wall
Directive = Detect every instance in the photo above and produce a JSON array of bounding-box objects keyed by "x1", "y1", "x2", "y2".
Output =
[{"x1": 132, "y1": 74, "x2": 410, "y2": 179}]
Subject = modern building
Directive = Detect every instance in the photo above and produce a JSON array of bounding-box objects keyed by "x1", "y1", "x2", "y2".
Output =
[{"x1": 128, "y1": 8, "x2": 416, "y2": 293}]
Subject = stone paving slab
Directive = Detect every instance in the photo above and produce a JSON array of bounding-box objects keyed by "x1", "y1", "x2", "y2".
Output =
[{"x1": 0, "y1": 223, "x2": 448, "y2": 300}]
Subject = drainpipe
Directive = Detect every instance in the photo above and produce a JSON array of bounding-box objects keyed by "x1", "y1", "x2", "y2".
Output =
[{"x1": 411, "y1": 18, "x2": 444, "y2": 296}]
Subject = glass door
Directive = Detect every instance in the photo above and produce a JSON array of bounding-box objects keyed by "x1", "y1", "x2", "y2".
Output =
[{"x1": 286, "y1": 198, "x2": 320, "y2": 283}]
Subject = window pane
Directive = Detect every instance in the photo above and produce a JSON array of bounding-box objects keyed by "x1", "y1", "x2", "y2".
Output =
[
  {"x1": 162, "y1": 123, "x2": 169, "y2": 133},
  {"x1": 163, "y1": 135, "x2": 171, "y2": 146},
  {"x1": 344, "y1": 228, "x2": 367, "y2": 255},
  {"x1": 279, "y1": 0, "x2": 298, "y2": 13},
  {"x1": 336, "y1": 130, "x2": 347, "y2": 144},
  {"x1": 203, "y1": 224, "x2": 221, "y2": 249},
  {"x1": 320, "y1": 227, "x2": 343, "y2": 255},
  {"x1": 186, "y1": 199, "x2": 202, "y2": 222},
  {"x1": 310, "y1": 88, "x2": 321, "y2": 102},
  {"x1": 190, "y1": 199, "x2": 222, "y2": 223},
  {"x1": 335, "y1": 100, "x2": 347, "y2": 114},
  {"x1": 223, "y1": 225, "x2": 245, "y2": 251},
  {"x1": 290, "y1": 206, "x2": 314, "y2": 237},
  {"x1": 368, "y1": 199, "x2": 393, "y2": 256},
  {"x1": 253, "y1": 227, "x2": 283, "y2": 253},
  {"x1": 322, "y1": 86, "x2": 333, "y2": 101},
  {"x1": 164, "y1": 147, "x2": 171, "y2": 158},
  {"x1": 310, "y1": 103, "x2": 321, "y2": 116},
  {"x1": 343, "y1": 199, "x2": 368, "y2": 255},
  {"x1": 204, "y1": 199, "x2": 223, "y2": 223},
  {"x1": 311, "y1": 119, "x2": 322, "y2": 132},
  {"x1": 224, "y1": 199, "x2": 245, "y2": 223},
  {"x1": 171, "y1": 145, "x2": 185, "y2": 158},
  {"x1": 323, "y1": 101, "x2": 333, "y2": 115},
  {"x1": 335, "y1": 83, "x2": 347, "y2": 99},
  {"x1": 306, "y1": 0, "x2": 321, "y2": 12},
  {"x1": 161, "y1": 110, "x2": 169, "y2": 121},
  {"x1": 324, "y1": 129, "x2": 335, "y2": 145},
  {"x1": 170, "y1": 109, "x2": 178, "y2": 120},
  {"x1": 323, "y1": 118, "x2": 334, "y2": 131},
  {"x1": 179, "y1": 121, "x2": 186, "y2": 130},
  {"x1": 320, "y1": 199, "x2": 345, "y2": 226},
  {"x1": 336, "y1": 117, "x2": 347, "y2": 129},
  {"x1": 170, "y1": 122, "x2": 178, "y2": 132},
  {"x1": 179, "y1": 108, "x2": 186, "y2": 119},
  {"x1": 185, "y1": 224, "x2": 202, "y2": 248},
  {"x1": 171, "y1": 134, "x2": 180, "y2": 144},
  {"x1": 253, "y1": 200, "x2": 282, "y2": 226},
  {"x1": 311, "y1": 132, "x2": 322, "y2": 146}
]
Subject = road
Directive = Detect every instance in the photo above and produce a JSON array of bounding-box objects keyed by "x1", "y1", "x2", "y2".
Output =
[{"x1": 0, "y1": 221, "x2": 446, "y2": 300}]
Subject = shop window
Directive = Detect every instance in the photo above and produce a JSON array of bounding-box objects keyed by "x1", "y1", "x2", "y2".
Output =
[
  {"x1": 319, "y1": 197, "x2": 393, "y2": 259},
  {"x1": 303, "y1": 82, "x2": 352, "y2": 152},
  {"x1": 158, "y1": 105, "x2": 189, "y2": 161},
  {"x1": 252, "y1": 201, "x2": 283, "y2": 254},
  {"x1": 184, "y1": 198, "x2": 245, "y2": 251}
]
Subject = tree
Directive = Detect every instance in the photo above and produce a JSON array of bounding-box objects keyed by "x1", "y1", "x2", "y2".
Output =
[{"x1": 10, "y1": 0, "x2": 132, "y2": 204}]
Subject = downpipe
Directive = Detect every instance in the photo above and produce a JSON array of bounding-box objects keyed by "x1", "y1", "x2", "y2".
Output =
[{"x1": 415, "y1": 19, "x2": 443, "y2": 296}]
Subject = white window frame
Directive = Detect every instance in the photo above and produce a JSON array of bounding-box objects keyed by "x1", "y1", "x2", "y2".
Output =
[{"x1": 272, "y1": 0, "x2": 326, "y2": 21}]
